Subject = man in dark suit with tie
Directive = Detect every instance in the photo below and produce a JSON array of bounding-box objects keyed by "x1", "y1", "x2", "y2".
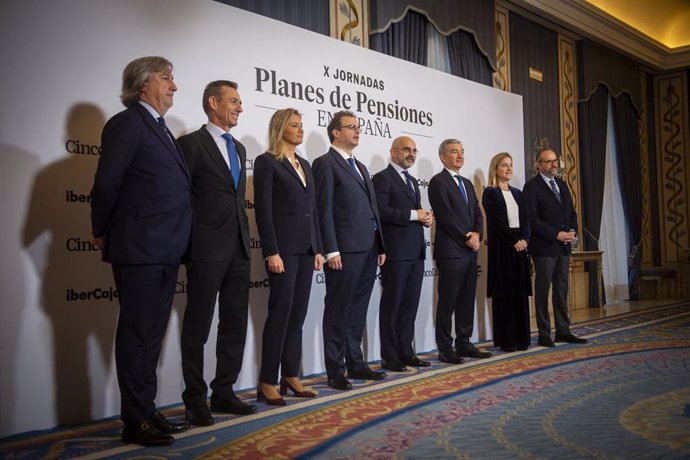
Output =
[
  {"x1": 428, "y1": 139, "x2": 492, "y2": 364},
  {"x1": 372, "y1": 136, "x2": 433, "y2": 372},
  {"x1": 91, "y1": 56, "x2": 191, "y2": 446},
  {"x1": 523, "y1": 148, "x2": 587, "y2": 347},
  {"x1": 312, "y1": 110, "x2": 386, "y2": 390},
  {"x1": 177, "y1": 80, "x2": 255, "y2": 427}
]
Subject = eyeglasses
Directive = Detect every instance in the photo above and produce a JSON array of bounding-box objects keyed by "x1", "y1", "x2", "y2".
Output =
[
  {"x1": 539, "y1": 159, "x2": 559, "y2": 164},
  {"x1": 395, "y1": 147, "x2": 419, "y2": 155},
  {"x1": 337, "y1": 124, "x2": 360, "y2": 131}
]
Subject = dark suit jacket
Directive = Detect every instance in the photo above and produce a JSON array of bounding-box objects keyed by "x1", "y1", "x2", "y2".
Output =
[
  {"x1": 482, "y1": 186, "x2": 531, "y2": 297},
  {"x1": 312, "y1": 148, "x2": 384, "y2": 254},
  {"x1": 253, "y1": 152, "x2": 323, "y2": 258},
  {"x1": 177, "y1": 126, "x2": 250, "y2": 261},
  {"x1": 91, "y1": 103, "x2": 192, "y2": 264},
  {"x1": 428, "y1": 169, "x2": 483, "y2": 259},
  {"x1": 372, "y1": 164, "x2": 425, "y2": 261},
  {"x1": 522, "y1": 174, "x2": 578, "y2": 256}
]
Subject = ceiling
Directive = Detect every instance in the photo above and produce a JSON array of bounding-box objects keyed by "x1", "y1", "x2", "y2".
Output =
[
  {"x1": 586, "y1": 0, "x2": 690, "y2": 48},
  {"x1": 508, "y1": 0, "x2": 690, "y2": 71}
]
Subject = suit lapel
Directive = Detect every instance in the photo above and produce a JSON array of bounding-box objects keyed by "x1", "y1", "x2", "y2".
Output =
[
  {"x1": 199, "y1": 128, "x2": 233, "y2": 182},
  {"x1": 539, "y1": 176, "x2": 564, "y2": 208},
  {"x1": 331, "y1": 149, "x2": 369, "y2": 194},
  {"x1": 387, "y1": 164, "x2": 417, "y2": 205},
  {"x1": 134, "y1": 105, "x2": 189, "y2": 178},
  {"x1": 280, "y1": 156, "x2": 306, "y2": 188}
]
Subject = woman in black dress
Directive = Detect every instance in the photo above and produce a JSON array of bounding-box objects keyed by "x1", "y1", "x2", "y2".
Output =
[{"x1": 482, "y1": 152, "x2": 532, "y2": 352}]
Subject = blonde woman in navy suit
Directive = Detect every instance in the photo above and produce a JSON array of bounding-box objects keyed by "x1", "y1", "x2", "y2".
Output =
[{"x1": 254, "y1": 109, "x2": 324, "y2": 405}]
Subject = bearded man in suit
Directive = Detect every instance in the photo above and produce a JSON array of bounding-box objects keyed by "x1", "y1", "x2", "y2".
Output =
[{"x1": 523, "y1": 148, "x2": 587, "y2": 347}]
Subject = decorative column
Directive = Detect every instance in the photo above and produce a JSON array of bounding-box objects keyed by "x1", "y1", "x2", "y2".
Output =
[
  {"x1": 640, "y1": 71, "x2": 653, "y2": 267},
  {"x1": 330, "y1": 0, "x2": 369, "y2": 47},
  {"x1": 557, "y1": 34, "x2": 582, "y2": 235},
  {"x1": 654, "y1": 72, "x2": 690, "y2": 267},
  {"x1": 494, "y1": 5, "x2": 511, "y2": 92}
]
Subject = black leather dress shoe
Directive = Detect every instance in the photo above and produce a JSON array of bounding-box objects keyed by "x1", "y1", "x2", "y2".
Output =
[
  {"x1": 538, "y1": 336, "x2": 555, "y2": 347},
  {"x1": 185, "y1": 406, "x2": 214, "y2": 427},
  {"x1": 349, "y1": 367, "x2": 387, "y2": 380},
  {"x1": 210, "y1": 396, "x2": 257, "y2": 415},
  {"x1": 555, "y1": 333, "x2": 588, "y2": 344},
  {"x1": 438, "y1": 349, "x2": 464, "y2": 364},
  {"x1": 327, "y1": 374, "x2": 352, "y2": 390},
  {"x1": 121, "y1": 422, "x2": 174, "y2": 446},
  {"x1": 400, "y1": 355, "x2": 431, "y2": 367},
  {"x1": 381, "y1": 359, "x2": 407, "y2": 372},
  {"x1": 456, "y1": 343, "x2": 493, "y2": 359},
  {"x1": 151, "y1": 411, "x2": 190, "y2": 434}
]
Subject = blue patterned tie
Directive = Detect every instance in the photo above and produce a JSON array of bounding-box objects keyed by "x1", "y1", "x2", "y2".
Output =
[
  {"x1": 455, "y1": 175, "x2": 468, "y2": 203},
  {"x1": 221, "y1": 133, "x2": 241, "y2": 190},
  {"x1": 157, "y1": 117, "x2": 175, "y2": 147},
  {"x1": 549, "y1": 179, "x2": 562, "y2": 203}
]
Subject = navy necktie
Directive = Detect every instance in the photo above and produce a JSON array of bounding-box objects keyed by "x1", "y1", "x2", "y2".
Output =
[
  {"x1": 455, "y1": 175, "x2": 468, "y2": 203},
  {"x1": 157, "y1": 117, "x2": 175, "y2": 147},
  {"x1": 347, "y1": 157, "x2": 363, "y2": 182},
  {"x1": 549, "y1": 179, "x2": 562, "y2": 202},
  {"x1": 221, "y1": 133, "x2": 241, "y2": 190},
  {"x1": 402, "y1": 170, "x2": 415, "y2": 193}
]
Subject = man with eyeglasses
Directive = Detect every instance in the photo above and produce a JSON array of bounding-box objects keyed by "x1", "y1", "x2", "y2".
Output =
[
  {"x1": 313, "y1": 110, "x2": 386, "y2": 390},
  {"x1": 372, "y1": 136, "x2": 433, "y2": 372},
  {"x1": 428, "y1": 139, "x2": 491, "y2": 364},
  {"x1": 177, "y1": 80, "x2": 256, "y2": 427},
  {"x1": 523, "y1": 148, "x2": 587, "y2": 347}
]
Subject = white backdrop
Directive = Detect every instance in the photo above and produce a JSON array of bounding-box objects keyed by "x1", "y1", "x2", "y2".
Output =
[{"x1": 0, "y1": 0, "x2": 524, "y2": 436}]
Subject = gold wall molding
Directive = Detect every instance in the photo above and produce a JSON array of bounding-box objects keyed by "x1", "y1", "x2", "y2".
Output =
[
  {"x1": 640, "y1": 71, "x2": 652, "y2": 267},
  {"x1": 558, "y1": 34, "x2": 582, "y2": 235},
  {"x1": 494, "y1": 6, "x2": 511, "y2": 91},
  {"x1": 654, "y1": 72, "x2": 690, "y2": 265},
  {"x1": 330, "y1": 0, "x2": 369, "y2": 47}
]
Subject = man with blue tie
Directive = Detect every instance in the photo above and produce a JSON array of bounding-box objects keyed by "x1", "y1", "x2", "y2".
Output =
[
  {"x1": 313, "y1": 110, "x2": 386, "y2": 390},
  {"x1": 523, "y1": 148, "x2": 587, "y2": 347},
  {"x1": 177, "y1": 80, "x2": 255, "y2": 427},
  {"x1": 91, "y1": 56, "x2": 192, "y2": 446},
  {"x1": 373, "y1": 136, "x2": 433, "y2": 372},
  {"x1": 428, "y1": 139, "x2": 492, "y2": 364}
]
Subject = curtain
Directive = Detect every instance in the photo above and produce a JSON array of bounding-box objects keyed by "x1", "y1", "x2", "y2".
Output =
[
  {"x1": 578, "y1": 84, "x2": 609, "y2": 307},
  {"x1": 369, "y1": 10, "x2": 428, "y2": 65},
  {"x1": 447, "y1": 29, "x2": 493, "y2": 85},
  {"x1": 370, "y1": 0, "x2": 496, "y2": 70},
  {"x1": 427, "y1": 25, "x2": 451, "y2": 73},
  {"x1": 600, "y1": 96, "x2": 630, "y2": 301},
  {"x1": 611, "y1": 94, "x2": 643, "y2": 299},
  {"x1": 217, "y1": 0, "x2": 329, "y2": 35}
]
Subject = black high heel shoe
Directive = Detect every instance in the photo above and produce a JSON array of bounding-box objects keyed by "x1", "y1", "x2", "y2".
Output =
[
  {"x1": 256, "y1": 387, "x2": 286, "y2": 406},
  {"x1": 279, "y1": 379, "x2": 317, "y2": 398}
]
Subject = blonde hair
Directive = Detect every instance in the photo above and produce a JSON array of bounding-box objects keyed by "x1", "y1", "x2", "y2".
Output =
[
  {"x1": 487, "y1": 152, "x2": 512, "y2": 187},
  {"x1": 267, "y1": 108, "x2": 301, "y2": 160}
]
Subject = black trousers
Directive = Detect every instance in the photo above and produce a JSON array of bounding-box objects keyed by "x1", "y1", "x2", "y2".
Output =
[
  {"x1": 322, "y1": 243, "x2": 378, "y2": 379},
  {"x1": 435, "y1": 256, "x2": 477, "y2": 351},
  {"x1": 259, "y1": 253, "x2": 314, "y2": 384},
  {"x1": 112, "y1": 262, "x2": 178, "y2": 425},
  {"x1": 181, "y1": 241, "x2": 250, "y2": 408},
  {"x1": 378, "y1": 258, "x2": 424, "y2": 362}
]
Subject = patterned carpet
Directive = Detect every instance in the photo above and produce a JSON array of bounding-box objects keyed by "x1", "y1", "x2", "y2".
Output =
[{"x1": 1, "y1": 302, "x2": 689, "y2": 459}]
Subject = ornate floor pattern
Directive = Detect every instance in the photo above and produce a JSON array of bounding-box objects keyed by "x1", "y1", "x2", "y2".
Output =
[{"x1": 1, "y1": 302, "x2": 688, "y2": 459}]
